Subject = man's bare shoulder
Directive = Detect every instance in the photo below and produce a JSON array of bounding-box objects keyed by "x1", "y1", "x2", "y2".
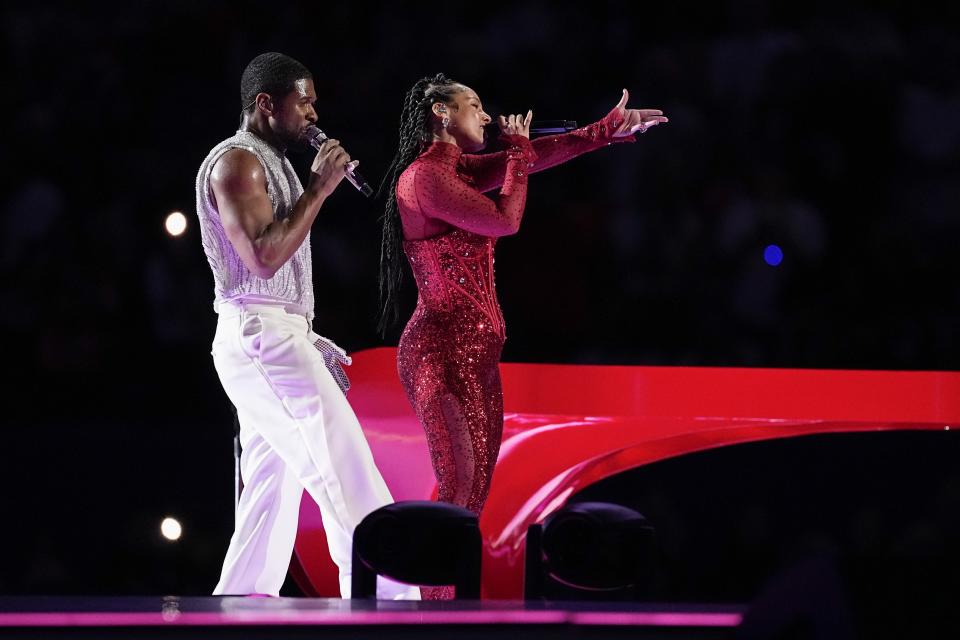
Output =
[{"x1": 211, "y1": 148, "x2": 265, "y2": 194}]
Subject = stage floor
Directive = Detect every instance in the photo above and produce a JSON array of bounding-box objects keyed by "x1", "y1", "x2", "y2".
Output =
[{"x1": 0, "y1": 597, "x2": 743, "y2": 639}]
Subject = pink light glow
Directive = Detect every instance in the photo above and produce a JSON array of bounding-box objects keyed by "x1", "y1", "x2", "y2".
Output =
[
  {"x1": 0, "y1": 608, "x2": 740, "y2": 628},
  {"x1": 571, "y1": 611, "x2": 743, "y2": 627}
]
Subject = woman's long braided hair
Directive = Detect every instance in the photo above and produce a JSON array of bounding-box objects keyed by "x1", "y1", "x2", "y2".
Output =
[{"x1": 377, "y1": 73, "x2": 463, "y2": 336}]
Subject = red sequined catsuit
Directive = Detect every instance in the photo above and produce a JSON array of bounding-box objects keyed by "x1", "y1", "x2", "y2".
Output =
[{"x1": 395, "y1": 107, "x2": 633, "y2": 561}]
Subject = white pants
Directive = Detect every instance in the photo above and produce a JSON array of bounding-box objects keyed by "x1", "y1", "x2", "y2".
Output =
[{"x1": 210, "y1": 302, "x2": 418, "y2": 599}]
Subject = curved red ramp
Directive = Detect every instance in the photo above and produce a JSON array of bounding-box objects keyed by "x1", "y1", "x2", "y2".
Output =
[{"x1": 292, "y1": 347, "x2": 960, "y2": 598}]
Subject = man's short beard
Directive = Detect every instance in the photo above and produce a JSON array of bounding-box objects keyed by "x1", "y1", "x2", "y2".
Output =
[
  {"x1": 279, "y1": 125, "x2": 312, "y2": 152},
  {"x1": 288, "y1": 136, "x2": 313, "y2": 153}
]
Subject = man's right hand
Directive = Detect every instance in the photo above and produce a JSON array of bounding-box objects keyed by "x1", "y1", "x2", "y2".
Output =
[{"x1": 308, "y1": 138, "x2": 351, "y2": 198}]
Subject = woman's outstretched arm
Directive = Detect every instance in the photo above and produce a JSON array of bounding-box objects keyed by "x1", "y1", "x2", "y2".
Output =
[{"x1": 461, "y1": 89, "x2": 667, "y2": 193}]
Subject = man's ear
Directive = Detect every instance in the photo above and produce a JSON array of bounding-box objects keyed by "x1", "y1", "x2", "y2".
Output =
[{"x1": 256, "y1": 93, "x2": 274, "y2": 116}]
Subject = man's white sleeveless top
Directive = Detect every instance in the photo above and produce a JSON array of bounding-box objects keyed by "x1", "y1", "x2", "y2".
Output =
[{"x1": 195, "y1": 130, "x2": 315, "y2": 321}]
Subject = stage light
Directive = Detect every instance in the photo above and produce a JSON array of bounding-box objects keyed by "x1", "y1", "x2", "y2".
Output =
[
  {"x1": 351, "y1": 500, "x2": 481, "y2": 599},
  {"x1": 764, "y1": 244, "x2": 783, "y2": 266},
  {"x1": 161, "y1": 517, "x2": 182, "y2": 541},
  {"x1": 525, "y1": 501, "x2": 657, "y2": 601},
  {"x1": 165, "y1": 211, "x2": 187, "y2": 237}
]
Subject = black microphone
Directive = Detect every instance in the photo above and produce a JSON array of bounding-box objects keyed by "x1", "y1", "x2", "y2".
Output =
[
  {"x1": 304, "y1": 125, "x2": 374, "y2": 197},
  {"x1": 529, "y1": 120, "x2": 577, "y2": 134}
]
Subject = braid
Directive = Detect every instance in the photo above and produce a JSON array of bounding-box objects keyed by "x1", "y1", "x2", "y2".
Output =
[{"x1": 376, "y1": 73, "x2": 463, "y2": 336}]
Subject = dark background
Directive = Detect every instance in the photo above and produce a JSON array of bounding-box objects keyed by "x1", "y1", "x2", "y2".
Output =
[{"x1": 1, "y1": 0, "x2": 957, "y2": 616}]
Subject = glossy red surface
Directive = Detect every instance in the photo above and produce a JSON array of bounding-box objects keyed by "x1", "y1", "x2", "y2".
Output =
[{"x1": 292, "y1": 347, "x2": 960, "y2": 598}]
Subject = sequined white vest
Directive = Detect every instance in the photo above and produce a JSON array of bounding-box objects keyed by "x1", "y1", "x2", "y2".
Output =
[{"x1": 196, "y1": 130, "x2": 314, "y2": 320}]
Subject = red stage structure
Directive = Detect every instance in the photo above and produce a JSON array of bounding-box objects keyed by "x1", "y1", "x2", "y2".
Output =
[{"x1": 291, "y1": 347, "x2": 960, "y2": 598}]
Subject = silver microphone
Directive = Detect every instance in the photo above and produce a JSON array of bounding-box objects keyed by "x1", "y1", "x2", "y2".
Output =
[{"x1": 304, "y1": 125, "x2": 373, "y2": 197}]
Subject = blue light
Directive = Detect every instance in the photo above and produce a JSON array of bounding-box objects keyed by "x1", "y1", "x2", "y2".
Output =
[{"x1": 764, "y1": 244, "x2": 783, "y2": 266}]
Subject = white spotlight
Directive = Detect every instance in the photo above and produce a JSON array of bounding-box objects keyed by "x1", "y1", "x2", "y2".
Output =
[
  {"x1": 165, "y1": 212, "x2": 187, "y2": 237},
  {"x1": 161, "y1": 517, "x2": 183, "y2": 541}
]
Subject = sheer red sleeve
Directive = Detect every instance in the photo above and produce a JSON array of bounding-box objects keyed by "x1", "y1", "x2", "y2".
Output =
[
  {"x1": 412, "y1": 135, "x2": 538, "y2": 237},
  {"x1": 459, "y1": 106, "x2": 636, "y2": 194}
]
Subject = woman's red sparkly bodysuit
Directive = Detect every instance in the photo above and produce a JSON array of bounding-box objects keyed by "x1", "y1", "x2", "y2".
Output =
[{"x1": 396, "y1": 109, "x2": 633, "y2": 528}]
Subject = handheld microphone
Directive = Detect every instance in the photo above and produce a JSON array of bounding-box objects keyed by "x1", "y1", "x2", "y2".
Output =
[
  {"x1": 304, "y1": 125, "x2": 374, "y2": 197},
  {"x1": 529, "y1": 120, "x2": 577, "y2": 134}
]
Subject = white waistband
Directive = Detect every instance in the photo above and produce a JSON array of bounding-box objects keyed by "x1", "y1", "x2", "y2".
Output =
[{"x1": 216, "y1": 300, "x2": 309, "y2": 320}]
